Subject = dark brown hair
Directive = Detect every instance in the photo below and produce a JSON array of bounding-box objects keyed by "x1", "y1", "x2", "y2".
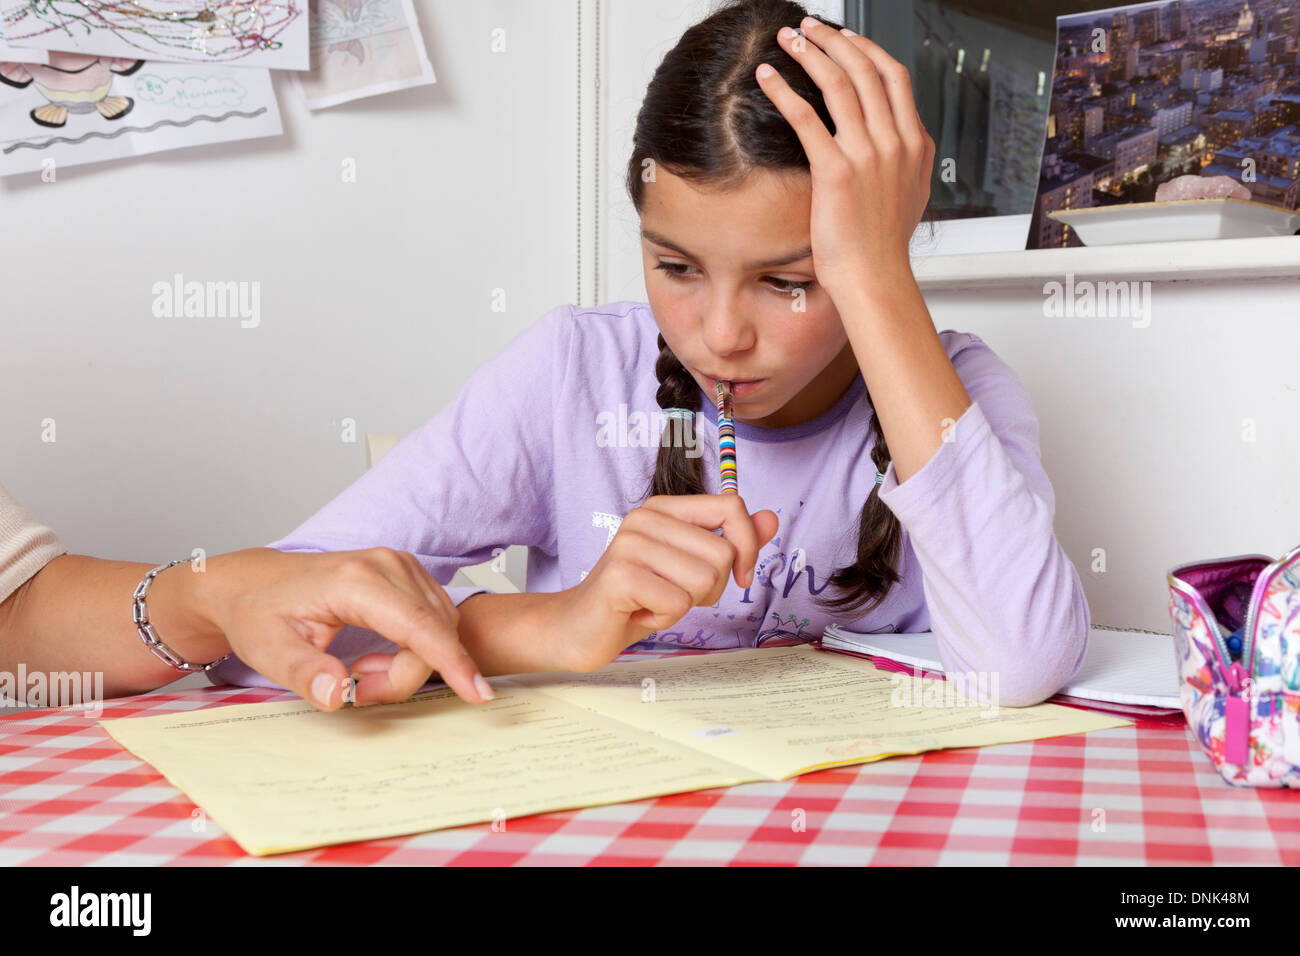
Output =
[{"x1": 627, "y1": 0, "x2": 929, "y2": 615}]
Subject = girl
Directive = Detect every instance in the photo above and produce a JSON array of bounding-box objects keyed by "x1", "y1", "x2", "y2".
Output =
[{"x1": 212, "y1": 0, "x2": 1089, "y2": 708}]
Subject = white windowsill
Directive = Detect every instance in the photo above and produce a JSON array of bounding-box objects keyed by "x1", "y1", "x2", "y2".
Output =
[{"x1": 909, "y1": 218, "x2": 1300, "y2": 292}]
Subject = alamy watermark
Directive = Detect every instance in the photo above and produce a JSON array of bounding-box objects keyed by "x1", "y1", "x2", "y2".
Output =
[
  {"x1": 1042, "y1": 273, "x2": 1151, "y2": 328},
  {"x1": 889, "y1": 667, "x2": 1000, "y2": 717},
  {"x1": 595, "y1": 404, "x2": 702, "y2": 458},
  {"x1": 151, "y1": 273, "x2": 260, "y2": 328},
  {"x1": 1, "y1": 666, "x2": 104, "y2": 718},
  {"x1": 49, "y1": 886, "x2": 150, "y2": 935}
]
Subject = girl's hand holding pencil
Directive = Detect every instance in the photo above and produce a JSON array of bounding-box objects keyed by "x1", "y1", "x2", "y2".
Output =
[{"x1": 552, "y1": 494, "x2": 778, "y2": 673}]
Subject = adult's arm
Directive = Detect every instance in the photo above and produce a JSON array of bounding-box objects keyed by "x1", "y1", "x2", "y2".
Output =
[{"x1": 0, "y1": 546, "x2": 493, "y2": 707}]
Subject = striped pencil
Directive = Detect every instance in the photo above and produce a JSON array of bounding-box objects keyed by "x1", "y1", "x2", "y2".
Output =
[{"x1": 715, "y1": 380, "x2": 738, "y2": 495}]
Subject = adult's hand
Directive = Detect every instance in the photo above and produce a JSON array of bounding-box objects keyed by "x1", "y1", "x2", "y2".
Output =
[{"x1": 196, "y1": 547, "x2": 493, "y2": 710}]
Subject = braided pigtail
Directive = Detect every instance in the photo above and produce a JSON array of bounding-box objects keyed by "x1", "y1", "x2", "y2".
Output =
[
  {"x1": 646, "y1": 334, "x2": 707, "y2": 498},
  {"x1": 817, "y1": 387, "x2": 902, "y2": 614}
]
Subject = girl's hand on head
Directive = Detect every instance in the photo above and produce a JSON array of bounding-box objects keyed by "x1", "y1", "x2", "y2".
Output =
[
  {"x1": 201, "y1": 547, "x2": 491, "y2": 710},
  {"x1": 554, "y1": 495, "x2": 779, "y2": 673},
  {"x1": 756, "y1": 16, "x2": 935, "y2": 297}
]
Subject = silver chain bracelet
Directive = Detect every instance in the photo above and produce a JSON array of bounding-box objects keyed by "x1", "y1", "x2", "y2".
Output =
[{"x1": 132, "y1": 559, "x2": 231, "y2": 673}]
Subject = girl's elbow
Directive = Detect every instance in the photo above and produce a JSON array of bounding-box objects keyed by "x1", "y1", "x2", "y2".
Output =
[
  {"x1": 993, "y1": 670, "x2": 1062, "y2": 708},
  {"x1": 991, "y1": 615, "x2": 1089, "y2": 708}
]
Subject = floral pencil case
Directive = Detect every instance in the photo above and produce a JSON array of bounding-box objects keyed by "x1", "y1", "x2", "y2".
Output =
[{"x1": 1167, "y1": 542, "x2": 1300, "y2": 787}]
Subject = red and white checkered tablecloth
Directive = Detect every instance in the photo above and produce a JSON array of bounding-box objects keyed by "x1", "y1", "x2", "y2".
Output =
[{"x1": 1, "y1": 647, "x2": 1297, "y2": 866}]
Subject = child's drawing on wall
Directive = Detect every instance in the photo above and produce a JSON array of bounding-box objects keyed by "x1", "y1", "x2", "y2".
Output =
[{"x1": 0, "y1": 52, "x2": 143, "y2": 129}]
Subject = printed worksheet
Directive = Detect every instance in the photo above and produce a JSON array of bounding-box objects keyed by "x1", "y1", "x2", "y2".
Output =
[{"x1": 510, "y1": 647, "x2": 1110, "y2": 780}]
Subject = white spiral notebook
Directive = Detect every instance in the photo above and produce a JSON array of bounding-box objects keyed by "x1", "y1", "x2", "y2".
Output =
[{"x1": 820, "y1": 625, "x2": 1181, "y2": 709}]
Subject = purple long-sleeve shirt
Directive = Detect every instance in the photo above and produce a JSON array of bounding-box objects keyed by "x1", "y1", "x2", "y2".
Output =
[{"x1": 209, "y1": 300, "x2": 1089, "y2": 706}]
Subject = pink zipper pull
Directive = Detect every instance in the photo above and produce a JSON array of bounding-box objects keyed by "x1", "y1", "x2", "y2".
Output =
[{"x1": 1223, "y1": 663, "x2": 1251, "y2": 767}]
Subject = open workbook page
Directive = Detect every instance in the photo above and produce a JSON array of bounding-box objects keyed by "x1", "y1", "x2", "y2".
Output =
[{"x1": 102, "y1": 646, "x2": 1126, "y2": 855}]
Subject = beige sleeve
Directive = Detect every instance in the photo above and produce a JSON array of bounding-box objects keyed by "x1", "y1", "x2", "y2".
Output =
[{"x1": 0, "y1": 482, "x2": 67, "y2": 605}]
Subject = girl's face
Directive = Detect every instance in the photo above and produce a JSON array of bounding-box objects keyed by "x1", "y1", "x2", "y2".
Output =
[{"x1": 640, "y1": 166, "x2": 860, "y2": 429}]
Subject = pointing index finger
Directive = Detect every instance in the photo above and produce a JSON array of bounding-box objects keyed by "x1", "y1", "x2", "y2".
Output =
[{"x1": 332, "y1": 575, "x2": 491, "y2": 706}]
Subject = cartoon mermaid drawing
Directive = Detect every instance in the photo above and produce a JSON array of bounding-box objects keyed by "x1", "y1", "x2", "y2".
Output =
[{"x1": 0, "y1": 52, "x2": 144, "y2": 129}]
